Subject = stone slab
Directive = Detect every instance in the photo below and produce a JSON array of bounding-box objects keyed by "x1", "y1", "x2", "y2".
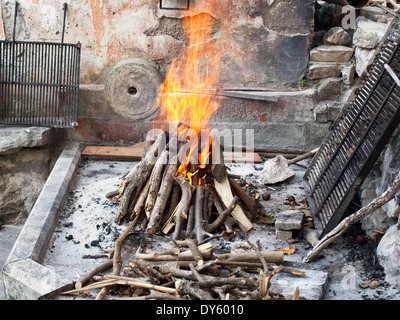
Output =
[
  {"x1": 275, "y1": 210, "x2": 304, "y2": 231},
  {"x1": 307, "y1": 63, "x2": 341, "y2": 80},
  {"x1": 275, "y1": 229, "x2": 293, "y2": 241},
  {"x1": 353, "y1": 20, "x2": 388, "y2": 49},
  {"x1": 310, "y1": 45, "x2": 354, "y2": 63},
  {"x1": 323, "y1": 26, "x2": 351, "y2": 46},
  {"x1": 269, "y1": 268, "x2": 329, "y2": 300},
  {"x1": 0, "y1": 126, "x2": 51, "y2": 154},
  {"x1": 2, "y1": 142, "x2": 81, "y2": 299}
]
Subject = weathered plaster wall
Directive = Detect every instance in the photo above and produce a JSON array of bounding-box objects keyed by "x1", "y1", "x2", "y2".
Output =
[
  {"x1": 1, "y1": 0, "x2": 317, "y2": 147},
  {"x1": 0, "y1": 0, "x2": 314, "y2": 86}
]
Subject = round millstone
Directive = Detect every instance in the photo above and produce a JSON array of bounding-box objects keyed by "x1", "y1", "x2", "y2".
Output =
[{"x1": 105, "y1": 58, "x2": 163, "y2": 120}]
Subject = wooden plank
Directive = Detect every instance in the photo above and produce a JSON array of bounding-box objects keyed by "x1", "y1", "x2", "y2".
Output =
[
  {"x1": 222, "y1": 151, "x2": 262, "y2": 163},
  {"x1": 82, "y1": 144, "x2": 262, "y2": 163},
  {"x1": 82, "y1": 142, "x2": 145, "y2": 160},
  {"x1": 214, "y1": 174, "x2": 254, "y2": 233}
]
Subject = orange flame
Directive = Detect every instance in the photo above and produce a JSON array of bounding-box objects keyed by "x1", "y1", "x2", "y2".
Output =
[{"x1": 158, "y1": 8, "x2": 221, "y2": 184}]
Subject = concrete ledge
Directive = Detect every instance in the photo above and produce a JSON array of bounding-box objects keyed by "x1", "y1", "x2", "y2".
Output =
[
  {"x1": 0, "y1": 126, "x2": 52, "y2": 154},
  {"x1": 2, "y1": 142, "x2": 82, "y2": 300},
  {"x1": 3, "y1": 259, "x2": 73, "y2": 300}
]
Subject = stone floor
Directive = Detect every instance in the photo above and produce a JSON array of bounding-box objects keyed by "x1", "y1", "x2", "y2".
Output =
[{"x1": 0, "y1": 224, "x2": 23, "y2": 300}]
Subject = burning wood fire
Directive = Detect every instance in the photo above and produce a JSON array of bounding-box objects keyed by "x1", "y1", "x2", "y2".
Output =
[
  {"x1": 61, "y1": 4, "x2": 307, "y2": 301},
  {"x1": 112, "y1": 6, "x2": 254, "y2": 242}
]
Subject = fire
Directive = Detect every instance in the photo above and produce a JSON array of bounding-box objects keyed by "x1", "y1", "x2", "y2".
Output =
[{"x1": 158, "y1": 8, "x2": 221, "y2": 185}]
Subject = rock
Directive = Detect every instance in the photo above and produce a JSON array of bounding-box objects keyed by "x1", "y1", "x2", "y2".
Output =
[
  {"x1": 261, "y1": 155, "x2": 295, "y2": 185},
  {"x1": 310, "y1": 45, "x2": 354, "y2": 63},
  {"x1": 316, "y1": 77, "x2": 342, "y2": 101},
  {"x1": 307, "y1": 63, "x2": 341, "y2": 80},
  {"x1": 340, "y1": 61, "x2": 356, "y2": 85},
  {"x1": 323, "y1": 26, "x2": 351, "y2": 46},
  {"x1": 0, "y1": 126, "x2": 51, "y2": 154},
  {"x1": 0, "y1": 148, "x2": 50, "y2": 224},
  {"x1": 353, "y1": 21, "x2": 388, "y2": 49},
  {"x1": 360, "y1": 176, "x2": 394, "y2": 238},
  {"x1": 354, "y1": 47, "x2": 376, "y2": 77},
  {"x1": 359, "y1": 7, "x2": 390, "y2": 24},
  {"x1": 275, "y1": 210, "x2": 304, "y2": 231},
  {"x1": 275, "y1": 229, "x2": 293, "y2": 241},
  {"x1": 377, "y1": 225, "x2": 400, "y2": 286},
  {"x1": 269, "y1": 268, "x2": 329, "y2": 300}
]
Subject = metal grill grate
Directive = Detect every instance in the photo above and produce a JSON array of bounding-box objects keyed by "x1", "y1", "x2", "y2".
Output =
[
  {"x1": 304, "y1": 21, "x2": 400, "y2": 238},
  {"x1": 0, "y1": 3, "x2": 81, "y2": 128}
]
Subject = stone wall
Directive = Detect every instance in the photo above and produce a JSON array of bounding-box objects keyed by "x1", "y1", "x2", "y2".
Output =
[{"x1": 0, "y1": 126, "x2": 67, "y2": 225}]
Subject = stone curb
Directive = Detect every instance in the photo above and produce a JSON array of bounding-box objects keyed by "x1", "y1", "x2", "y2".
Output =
[{"x1": 2, "y1": 142, "x2": 82, "y2": 300}]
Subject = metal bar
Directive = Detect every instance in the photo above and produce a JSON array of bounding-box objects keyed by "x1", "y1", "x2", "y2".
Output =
[{"x1": 384, "y1": 64, "x2": 400, "y2": 87}]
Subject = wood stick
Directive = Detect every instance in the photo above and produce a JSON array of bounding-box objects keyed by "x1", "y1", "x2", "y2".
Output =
[
  {"x1": 245, "y1": 235, "x2": 268, "y2": 273},
  {"x1": 214, "y1": 174, "x2": 254, "y2": 233},
  {"x1": 75, "y1": 260, "x2": 113, "y2": 289},
  {"x1": 173, "y1": 239, "x2": 204, "y2": 266},
  {"x1": 130, "y1": 178, "x2": 151, "y2": 219},
  {"x1": 64, "y1": 277, "x2": 176, "y2": 295},
  {"x1": 175, "y1": 278, "x2": 214, "y2": 300},
  {"x1": 135, "y1": 242, "x2": 213, "y2": 261},
  {"x1": 229, "y1": 178, "x2": 255, "y2": 211},
  {"x1": 146, "y1": 155, "x2": 178, "y2": 234},
  {"x1": 287, "y1": 148, "x2": 319, "y2": 166},
  {"x1": 168, "y1": 267, "x2": 257, "y2": 289},
  {"x1": 185, "y1": 197, "x2": 196, "y2": 238},
  {"x1": 304, "y1": 170, "x2": 400, "y2": 263},
  {"x1": 116, "y1": 133, "x2": 165, "y2": 224},
  {"x1": 106, "y1": 291, "x2": 184, "y2": 300},
  {"x1": 215, "y1": 251, "x2": 284, "y2": 264},
  {"x1": 161, "y1": 182, "x2": 180, "y2": 225},
  {"x1": 203, "y1": 196, "x2": 239, "y2": 233},
  {"x1": 194, "y1": 186, "x2": 213, "y2": 243},
  {"x1": 113, "y1": 218, "x2": 138, "y2": 275},
  {"x1": 172, "y1": 176, "x2": 192, "y2": 240},
  {"x1": 211, "y1": 138, "x2": 226, "y2": 183},
  {"x1": 144, "y1": 149, "x2": 169, "y2": 219},
  {"x1": 223, "y1": 216, "x2": 235, "y2": 234}
]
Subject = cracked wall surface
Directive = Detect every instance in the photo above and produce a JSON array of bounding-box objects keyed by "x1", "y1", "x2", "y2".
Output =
[{"x1": 0, "y1": 0, "x2": 314, "y2": 87}]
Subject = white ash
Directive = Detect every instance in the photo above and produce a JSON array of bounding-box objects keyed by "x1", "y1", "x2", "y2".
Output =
[{"x1": 43, "y1": 160, "x2": 140, "y2": 280}]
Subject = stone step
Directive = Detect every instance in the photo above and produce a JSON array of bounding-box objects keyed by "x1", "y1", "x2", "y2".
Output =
[{"x1": 310, "y1": 45, "x2": 354, "y2": 63}]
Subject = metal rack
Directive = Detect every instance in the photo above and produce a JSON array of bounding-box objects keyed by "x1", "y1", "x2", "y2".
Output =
[
  {"x1": 304, "y1": 23, "x2": 400, "y2": 238},
  {"x1": 0, "y1": 2, "x2": 81, "y2": 128}
]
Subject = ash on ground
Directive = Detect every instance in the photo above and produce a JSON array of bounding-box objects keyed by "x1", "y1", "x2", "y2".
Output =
[{"x1": 43, "y1": 158, "x2": 400, "y2": 300}]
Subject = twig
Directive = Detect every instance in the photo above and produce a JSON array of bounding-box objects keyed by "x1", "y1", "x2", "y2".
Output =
[
  {"x1": 144, "y1": 149, "x2": 169, "y2": 219},
  {"x1": 173, "y1": 239, "x2": 204, "y2": 266},
  {"x1": 172, "y1": 176, "x2": 192, "y2": 240},
  {"x1": 304, "y1": 170, "x2": 400, "y2": 263},
  {"x1": 75, "y1": 260, "x2": 113, "y2": 289},
  {"x1": 113, "y1": 218, "x2": 138, "y2": 275},
  {"x1": 106, "y1": 291, "x2": 184, "y2": 300},
  {"x1": 203, "y1": 196, "x2": 239, "y2": 233},
  {"x1": 194, "y1": 186, "x2": 213, "y2": 243},
  {"x1": 245, "y1": 235, "x2": 268, "y2": 273},
  {"x1": 116, "y1": 133, "x2": 165, "y2": 224},
  {"x1": 146, "y1": 155, "x2": 178, "y2": 234}
]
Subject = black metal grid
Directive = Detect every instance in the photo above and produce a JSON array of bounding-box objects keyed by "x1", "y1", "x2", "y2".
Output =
[
  {"x1": 304, "y1": 23, "x2": 400, "y2": 238},
  {"x1": 160, "y1": 0, "x2": 190, "y2": 10},
  {"x1": 0, "y1": 3, "x2": 81, "y2": 128}
]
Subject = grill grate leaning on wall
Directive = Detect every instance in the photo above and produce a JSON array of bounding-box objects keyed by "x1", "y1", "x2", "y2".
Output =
[
  {"x1": 0, "y1": 2, "x2": 81, "y2": 128},
  {"x1": 0, "y1": 40, "x2": 81, "y2": 128},
  {"x1": 304, "y1": 19, "x2": 400, "y2": 238}
]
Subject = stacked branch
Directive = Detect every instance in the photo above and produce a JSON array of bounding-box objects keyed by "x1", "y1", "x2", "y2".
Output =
[
  {"x1": 62, "y1": 238, "x2": 305, "y2": 300},
  {"x1": 109, "y1": 131, "x2": 254, "y2": 243}
]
